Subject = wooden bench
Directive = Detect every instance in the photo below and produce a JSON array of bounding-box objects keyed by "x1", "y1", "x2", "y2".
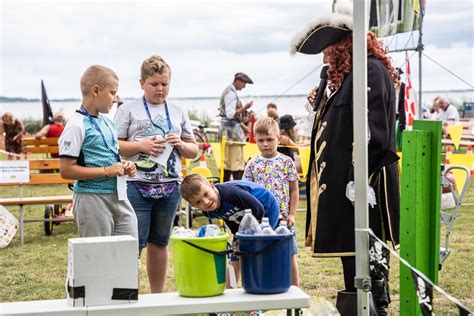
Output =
[
  {"x1": 0, "y1": 286, "x2": 311, "y2": 315},
  {"x1": 0, "y1": 159, "x2": 73, "y2": 245},
  {"x1": 22, "y1": 137, "x2": 59, "y2": 158},
  {"x1": 442, "y1": 138, "x2": 474, "y2": 148}
]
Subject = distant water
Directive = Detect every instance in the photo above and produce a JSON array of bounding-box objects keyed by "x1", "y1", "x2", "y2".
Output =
[
  {"x1": 2, "y1": 91, "x2": 472, "y2": 123},
  {"x1": 0, "y1": 95, "x2": 311, "y2": 123}
]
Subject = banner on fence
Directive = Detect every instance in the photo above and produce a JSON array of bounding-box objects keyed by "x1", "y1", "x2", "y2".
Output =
[{"x1": 0, "y1": 160, "x2": 29, "y2": 183}]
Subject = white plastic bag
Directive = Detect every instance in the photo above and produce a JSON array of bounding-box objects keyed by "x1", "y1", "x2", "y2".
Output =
[{"x1": 0, "y1": 205, "x2": 19, "y2": 248}]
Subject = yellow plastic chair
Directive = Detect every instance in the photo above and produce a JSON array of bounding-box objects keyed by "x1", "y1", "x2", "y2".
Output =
[
  {"x1": 298, "y1": 146, "x2": 311, "y2": 176},
  {"x1": 190, "y1": 166, "x2": 213, "y2": 178},
  {"x1": 243, "y1": 143, "x2": 260, "y2": 162}
]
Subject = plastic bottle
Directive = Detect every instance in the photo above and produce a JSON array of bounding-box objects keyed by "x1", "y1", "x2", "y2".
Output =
[
  {"x1": 259, "y1": 217, "x2": 270, "y2": 230},
  {"x1": 171, "y1": 226, "x2": 196, "y2": 238},
  {"x1": 197, "y1": 224, "x2": 221, "y2": 237},
  {"x1": 260, "y1": 222, "x2": 276, "y2": 235},
  {"x1": 204, "y1": 224, "x2": 221, "y2": 237},
  {"x1": 238, "y1": 209, "x2": 262, "y2": 235},
  {"x1": 275, "y1": 220, "x2": 291, "y2": 234}
]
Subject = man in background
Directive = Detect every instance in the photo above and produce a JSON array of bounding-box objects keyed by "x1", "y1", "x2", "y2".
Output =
[
  {"x1": 438, "y1": 97, "x2": 460, "y2": 122},
  {"x1": 219, "y1": 72, "x2": 253, "y2": 181}
]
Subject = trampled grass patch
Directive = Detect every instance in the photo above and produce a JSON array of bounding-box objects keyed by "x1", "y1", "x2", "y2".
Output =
[{"x1": 1, "y1": 165, "x2": 473, "y2": 314}]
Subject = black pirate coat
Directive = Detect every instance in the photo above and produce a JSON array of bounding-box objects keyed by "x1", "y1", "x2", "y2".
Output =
[{"x1": 305, "y1": 57, "x2": 400, "y2": 257}]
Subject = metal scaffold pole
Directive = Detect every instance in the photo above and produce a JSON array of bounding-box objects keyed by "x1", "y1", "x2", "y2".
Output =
[
  {"x1": 353, "y1": 1, "x2": 371, "y2": 315},
  {"x1": 417, "y1": 0, "x2": 425, "y2": 117}
]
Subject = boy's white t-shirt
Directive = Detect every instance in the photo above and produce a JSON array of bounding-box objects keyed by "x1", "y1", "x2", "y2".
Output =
[{"x1": 114, "y1": 98, "x2": 194, "y2": 183}]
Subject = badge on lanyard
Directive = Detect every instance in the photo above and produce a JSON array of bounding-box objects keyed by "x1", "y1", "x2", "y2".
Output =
[{"x1": 117, "y1": 176, "x2": 127, "y2": 201}]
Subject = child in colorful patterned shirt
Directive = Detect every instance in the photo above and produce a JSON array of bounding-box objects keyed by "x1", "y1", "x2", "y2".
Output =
[{"x1": 243, "y1": 116, "x2": 300, "y2": 285}]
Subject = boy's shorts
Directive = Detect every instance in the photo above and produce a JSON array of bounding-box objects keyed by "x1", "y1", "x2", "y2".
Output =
[
  {"x1": 230, "y1": 228, "x2": 298, "y2": 262},
  {"x1": 127, "y1": 182, "x2": 180, "y2": 249},
  {"x1": 72, "y1": 192, "x2": 138, "y2": 240},
  {"x1": 289, "y1": 227, "x2": 298, "y2": 255}
]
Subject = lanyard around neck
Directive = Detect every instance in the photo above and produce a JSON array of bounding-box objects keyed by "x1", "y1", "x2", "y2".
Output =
[
  {"x1": 80, "y1": 105, "x2": 120, "y2": 161},
  {"x1": 142, "y1": 96, "x2": 172, "y2": 135}
]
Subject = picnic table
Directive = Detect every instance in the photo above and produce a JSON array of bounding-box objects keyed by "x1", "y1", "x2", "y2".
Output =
[{"x1": 0, "y1": 286, "x2": 311, "y2": 316}]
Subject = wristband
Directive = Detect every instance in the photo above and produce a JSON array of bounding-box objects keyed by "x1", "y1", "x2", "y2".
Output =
[{"x1": 103, "y1": 166, "x2": 108, "y2": 177}]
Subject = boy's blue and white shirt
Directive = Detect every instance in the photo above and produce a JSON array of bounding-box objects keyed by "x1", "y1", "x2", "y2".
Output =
[
  {"x1": 58, "y1": 111, "x2": 119, "y2": 193},
  {"x1": 205, "y1": 180, "x2": 280, "y2": 234}
]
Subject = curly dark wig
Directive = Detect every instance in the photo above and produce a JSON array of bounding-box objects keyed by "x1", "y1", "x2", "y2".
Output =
[{"x1": 324, "y1": 31, "x2": 399, "y2": 91}]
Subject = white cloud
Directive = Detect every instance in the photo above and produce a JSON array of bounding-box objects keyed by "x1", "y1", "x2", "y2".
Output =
[{"x1": 0, "y1": 0, "x2": 472, "y2": 101}]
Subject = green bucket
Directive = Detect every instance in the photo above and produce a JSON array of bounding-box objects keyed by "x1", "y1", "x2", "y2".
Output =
[{"x1": 170, "y1": 233, "x2": 229, "y2": 297}]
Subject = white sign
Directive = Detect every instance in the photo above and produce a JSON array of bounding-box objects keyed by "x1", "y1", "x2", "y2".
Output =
[{"x1": 0, "y1": 160, "x2": 29, "y2": 183}]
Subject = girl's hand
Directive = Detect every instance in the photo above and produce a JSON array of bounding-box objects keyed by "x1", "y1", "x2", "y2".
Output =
[{"x1": 12, "y1": 134, "x2": 22, "y2": 143}]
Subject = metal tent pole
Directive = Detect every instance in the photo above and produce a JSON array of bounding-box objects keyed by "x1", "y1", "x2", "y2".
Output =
[
  {"x1": 417, "y1": 0, "x2": 425, "y2": 117},
  {"x1": 353, "y1": 1, "x2": 371, "y2": 315}
]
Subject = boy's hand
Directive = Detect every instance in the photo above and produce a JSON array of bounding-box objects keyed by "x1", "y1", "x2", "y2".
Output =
[
  {"x1": 286, "y1": 214, "x2": 295, "y2": 227},
  {"x1": 140, "y1": 136, "x2": 166, "y2": 156},
  {"x1": 106, "y1": 162, "x2": 125, "y2": 177},
  {"x1": 165, "y1": 133, "x2": 183, "y2": 149},
  {"x1": 122, "y1": 161, "x2": 136, "y2": 177}
]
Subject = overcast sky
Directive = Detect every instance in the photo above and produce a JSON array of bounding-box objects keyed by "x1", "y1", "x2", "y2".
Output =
[{"x1": 1, "y1": 0, "x2": 473, "y2": 100}]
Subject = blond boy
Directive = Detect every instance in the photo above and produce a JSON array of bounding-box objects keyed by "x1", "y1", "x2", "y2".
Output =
[
  {"x1": 59, "y1": 65, "x2": 137, "y2": 238},
  {"x1": 243, "y1": 117, "x2": 300, "y2": 285},
  {"x1": 113, "y1": 55, "x2": 198, "y2": 293}
]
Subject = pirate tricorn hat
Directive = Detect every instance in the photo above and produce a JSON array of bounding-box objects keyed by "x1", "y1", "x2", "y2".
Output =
[{"x1": 290, "y1": 2, "x2": 353, "y2": 55}]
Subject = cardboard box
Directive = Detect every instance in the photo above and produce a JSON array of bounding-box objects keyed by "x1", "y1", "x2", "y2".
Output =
[{"x1": 67, "y1": 235, "x2": 138, "y2": 307}]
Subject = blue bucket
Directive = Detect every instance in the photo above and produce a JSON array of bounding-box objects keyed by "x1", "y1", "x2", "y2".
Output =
[{"x1": 235, "y1": 232, "x2": 293, "y2": 294}]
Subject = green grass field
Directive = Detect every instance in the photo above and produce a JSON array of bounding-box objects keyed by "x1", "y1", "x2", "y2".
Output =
[{"x1": 0, "y1": 158, "x2": 473, "y2": 314}]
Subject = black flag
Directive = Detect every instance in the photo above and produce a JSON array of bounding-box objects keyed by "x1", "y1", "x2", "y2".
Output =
[
  {"x1": 411, "y1": 270, "x2": 433, "y2": 316},
  {"x1": 368, "y1": 235, "x2": 389, "y2": 279},
  {"x1": 41, "y1": 80, "x2": 53, "y2": 126},
  {"x1": 457, "y1": 303, "x2": 473, "y2": 316}
]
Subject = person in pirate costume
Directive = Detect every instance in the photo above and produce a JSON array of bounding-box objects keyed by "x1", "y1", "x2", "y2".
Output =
[
  {"x1": 219, "y1": 72, "x2": 254, "y2": 181},
  {"x1": 291, "y1": 3, "x2": 400, "y2": 315}
]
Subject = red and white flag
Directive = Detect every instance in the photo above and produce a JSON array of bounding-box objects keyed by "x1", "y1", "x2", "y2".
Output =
[{"x1": 404, "y1": 53, "x2": 417, "y2": 130}]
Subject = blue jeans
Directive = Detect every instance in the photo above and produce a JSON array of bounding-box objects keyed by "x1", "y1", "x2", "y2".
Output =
[{"x1": 127, "y1": 182, "x2": 180, "y2": 248}]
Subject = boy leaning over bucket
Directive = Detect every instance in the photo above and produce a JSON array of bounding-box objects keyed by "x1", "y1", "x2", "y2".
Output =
[
  {"x1": 59, "y1": 65, "x2": 138, "y2": 240},
  {"x1": 180, "y1": 174, "x2": 279, "y2": 287},
  {"x1": 243, "y1": 117, "x2": 300, "y2": 286}
]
